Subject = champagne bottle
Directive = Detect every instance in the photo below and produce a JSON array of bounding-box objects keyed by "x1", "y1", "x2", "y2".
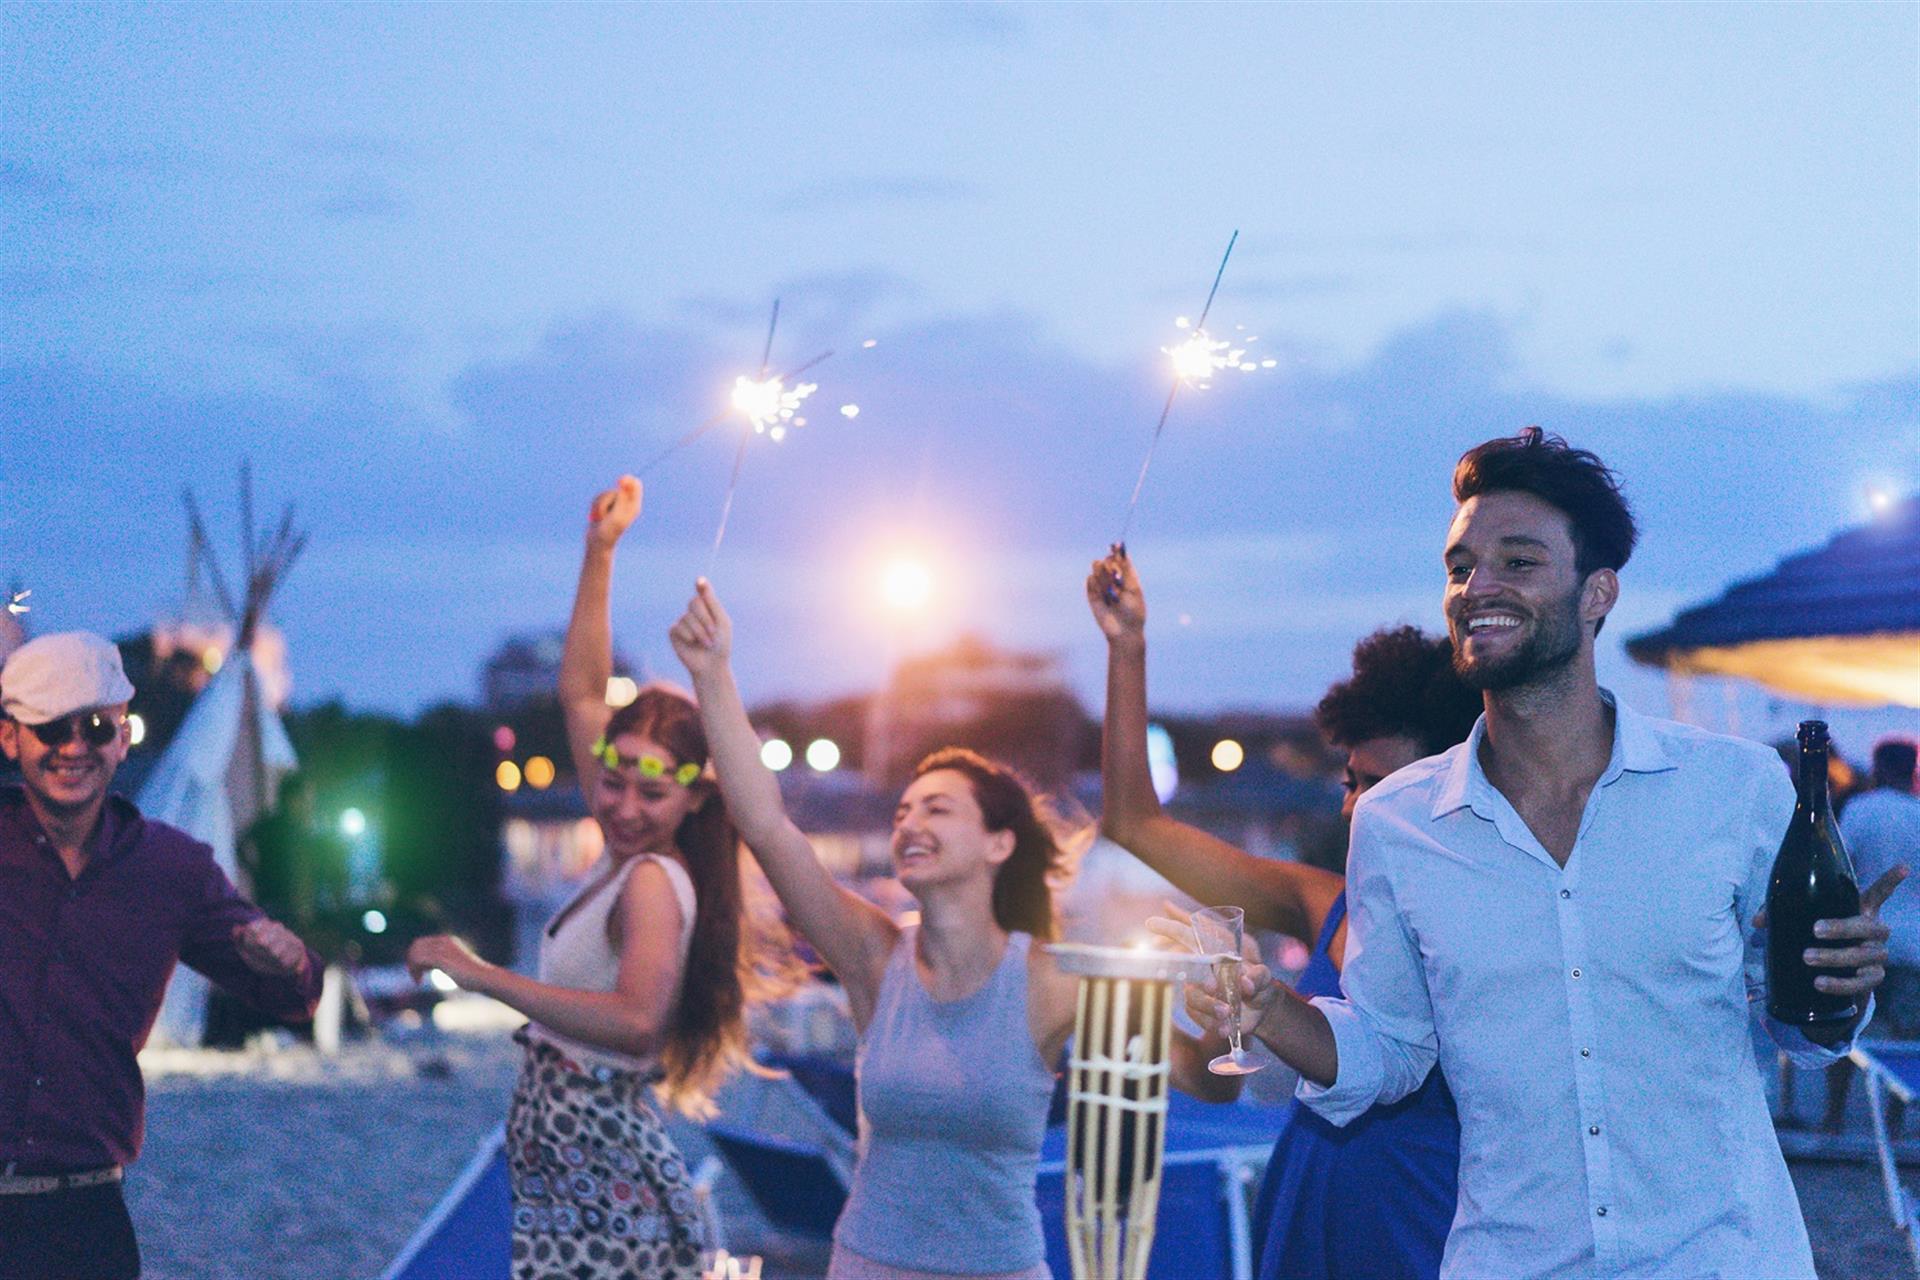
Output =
[{"x1": 1766, "y1": 720, "x2": 1863, "y2": 1030}]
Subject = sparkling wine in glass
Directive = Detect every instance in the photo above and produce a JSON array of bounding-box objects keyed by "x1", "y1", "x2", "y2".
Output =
[{"x1": 1192, "y1": 905, "x2": 1263, "y2": 1076}]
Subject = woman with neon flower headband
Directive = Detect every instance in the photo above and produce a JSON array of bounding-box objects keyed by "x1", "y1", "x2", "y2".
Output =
[{"x1": 408, "y1": 475, "x2": 788, "y2": 1280}]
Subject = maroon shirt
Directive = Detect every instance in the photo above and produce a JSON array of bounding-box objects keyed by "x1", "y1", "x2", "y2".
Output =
[{"x1": 0, "y1": 785, "x2": 323, "y2": 1171}]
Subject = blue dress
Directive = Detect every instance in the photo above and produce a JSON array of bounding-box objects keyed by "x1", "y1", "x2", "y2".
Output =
[{"x1": 1250, "y1": 892, "x2": 1460, "y2": 1280}]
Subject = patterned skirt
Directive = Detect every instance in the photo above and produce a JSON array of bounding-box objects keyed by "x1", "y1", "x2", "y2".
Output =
[{"x1": 507, "y1": 1031, "x2": 707, "y2": 1279}]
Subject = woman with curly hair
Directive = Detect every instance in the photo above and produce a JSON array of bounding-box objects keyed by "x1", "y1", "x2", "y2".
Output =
[
  {"x1": 1088, "y1": 549, "x2": 1478, "y2": 1280},
  {"x1": 408, "y1": 477, "x2": 782, "y2": 1279},
  {"x1": 672, "y1": 578, "x2": 1078, "y2": 1280}
]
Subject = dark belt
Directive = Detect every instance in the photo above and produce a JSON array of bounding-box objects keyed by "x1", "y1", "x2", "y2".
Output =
[{"x1": 0, "y1": 1164, "x2": 124, "y2": 1196}]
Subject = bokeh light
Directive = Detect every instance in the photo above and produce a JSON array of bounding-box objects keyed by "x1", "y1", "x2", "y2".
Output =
[
  {"x1": 806, "y1": 738, "x2": 841, "y2": 772},
  {"x1": 880, "y1": 557, "x2": 933, "y2": 611},
  {"x1": 761, "y1": 738, "x2": 794, "y2": 771},
  {"x1": 496, "y1": 760, "x2": 523, "y2": 792},
  {"x1": 1211, "y1": 739, "x2": 1245, "y2": 772}
]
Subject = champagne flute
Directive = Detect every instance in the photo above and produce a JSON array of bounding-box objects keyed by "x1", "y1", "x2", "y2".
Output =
[{"x1": 1191, "y1": 905, "x2": 1263, "y2": 1076}]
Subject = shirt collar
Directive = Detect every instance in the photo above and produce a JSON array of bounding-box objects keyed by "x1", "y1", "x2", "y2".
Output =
[
  {"x1": 1, "y1": 783, "x2": 142, "y2": 868},
  {"x1": 1430, "y1": 688, "x2": 1676, "y2": 822}
]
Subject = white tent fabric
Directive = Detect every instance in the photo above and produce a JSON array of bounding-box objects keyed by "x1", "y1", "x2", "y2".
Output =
[{"x1": 140, "y1": 649, "x2": 298, "y2": 1046}]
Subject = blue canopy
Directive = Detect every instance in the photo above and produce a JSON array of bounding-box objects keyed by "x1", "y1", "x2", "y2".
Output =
[{"x1": 1627, "y1": 495, "x2": 1920, "y2": 708}]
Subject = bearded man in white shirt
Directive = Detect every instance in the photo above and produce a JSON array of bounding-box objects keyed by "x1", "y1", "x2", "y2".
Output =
[{"x1": 1196, "y1": 428, "x2": 1905, "y2": 1279}]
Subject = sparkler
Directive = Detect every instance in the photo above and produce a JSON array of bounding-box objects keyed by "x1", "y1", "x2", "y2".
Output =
[
  {"x1": 1105, "y1": 232, "x2": 1252, "y2": 602},
  {"x1": 705, "y1": 301, "x2": 834, "y2": 574}
]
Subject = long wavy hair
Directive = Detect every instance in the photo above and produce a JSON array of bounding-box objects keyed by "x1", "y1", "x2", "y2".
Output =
[
  {"x1": 603, "y1": 684, "x2": 791, "y2": 1117},
  {"x1": 912, "y1": 747, "x2": 1065, "y2": 941}
]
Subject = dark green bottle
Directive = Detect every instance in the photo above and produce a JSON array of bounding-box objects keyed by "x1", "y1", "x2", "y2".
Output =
[{"x1": 1766, "y1": 720, "x2": 1862, "y2": 1030}]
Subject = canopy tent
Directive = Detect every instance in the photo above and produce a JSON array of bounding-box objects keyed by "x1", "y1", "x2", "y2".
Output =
[
  {"x1": 1627, "y1": 496, "x2": 1920, "y2": 708},
  {"x1": 142, "y1": 473, "x2": 305, "y2": 1046},
  {"x1": 141, "y1": 648, "x2": 299, "y2": 1045}
]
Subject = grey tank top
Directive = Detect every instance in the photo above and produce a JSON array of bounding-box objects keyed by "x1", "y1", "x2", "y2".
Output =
[{"x1": 833, "y1": 928, "x2": 1057, "y2": 1274}]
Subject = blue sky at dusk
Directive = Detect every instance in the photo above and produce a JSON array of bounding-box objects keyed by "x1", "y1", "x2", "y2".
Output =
[{"x1": 4, "y1": 4, "x2": 1915, "y2": 741}]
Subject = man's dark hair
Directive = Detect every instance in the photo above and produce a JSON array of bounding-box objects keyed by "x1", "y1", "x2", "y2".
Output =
[
  {"x1": 1872, "y1": 737, "x2": 1918, "y2": 790},
  {"x1": 1315, "y1": 626, "x2": 1483, "y2": 756},
  {"x1": 1453, "y1": 427, "x2": 1638, "y2": 578}
]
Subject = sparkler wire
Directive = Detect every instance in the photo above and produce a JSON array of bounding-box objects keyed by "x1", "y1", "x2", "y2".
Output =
[
  {"x1": 707, "y1": 429, "x2": 752, "y2": 577},
  {"x1": 1116, "y1": 230, "x2": 1240, "y2": 547},
  {"x1": 759, "y1": 299, "x2": 780, "y2": 377}
]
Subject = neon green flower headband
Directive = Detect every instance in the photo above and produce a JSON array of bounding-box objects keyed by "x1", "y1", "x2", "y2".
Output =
[{"x1": 591, "y1": 737, "x2": 701, "y2": 786}]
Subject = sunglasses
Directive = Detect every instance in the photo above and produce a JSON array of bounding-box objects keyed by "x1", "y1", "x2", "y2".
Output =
[{"x1": 26, "y1": 711, "x2": 125, "y2": 749}]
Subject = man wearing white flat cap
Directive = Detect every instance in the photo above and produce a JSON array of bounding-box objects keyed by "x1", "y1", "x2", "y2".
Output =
[{"x1": 0, "y1": 632, "x2": 322, "y2": 1280}]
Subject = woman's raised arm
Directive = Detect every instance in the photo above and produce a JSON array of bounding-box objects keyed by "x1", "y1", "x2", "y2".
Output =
[
  {"x1": 1086, "y1": 550, "x2": 1343, "y2": 942},
  {"x1": 671, "y1": 580, "x2": 899, "y2": 1028},
  {"x1": 558, "y1": 477, "x2": 641, "y2": 789}
]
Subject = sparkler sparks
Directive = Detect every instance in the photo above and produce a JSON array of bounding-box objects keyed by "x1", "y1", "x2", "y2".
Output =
[
  {"x1": 1111, "y1": 231, "x2": 1244, "y2": 567},
  {"x1": 729, "y1": 374, "x2": 817, "y2": 435},
  {"x1": 1165, "y1": 318, "x2": 1266, "y2": 387},
  {"x1": 6, "y1": 590, "x2": 29, "y2": 616}
]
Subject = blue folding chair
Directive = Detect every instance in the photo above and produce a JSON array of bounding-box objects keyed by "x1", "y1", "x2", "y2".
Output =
[
  {"x1": 1849, "y1": 1041, "x2": 1920, "y2": 1278},
  {"x1": 764, "y1": 1053, "x2": 859, "y2": 1136},
  {"x1": 380, "y1": 1128, "x2": 511, "y2": 1280},
  {"x1": 1036, "y1": 1091, "x2": 1289, "y2": 1280},
  {"x1": 705, "y1": 1122, "x2": 851, "y2": 1241}
]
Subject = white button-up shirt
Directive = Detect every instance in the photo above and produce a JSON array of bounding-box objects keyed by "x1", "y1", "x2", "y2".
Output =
[{"x1": 1301, "y1": 694, "x2": 1857, "y2": 1279}]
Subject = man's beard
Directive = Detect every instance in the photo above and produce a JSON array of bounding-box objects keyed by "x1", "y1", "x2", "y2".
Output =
[{"x1": 1452, "y1": 587, "x2": 1584, "y2": 693}]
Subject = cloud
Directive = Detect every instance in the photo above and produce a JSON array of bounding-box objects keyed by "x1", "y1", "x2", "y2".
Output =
[
  {"x1": 777, "y1": 175, "x2": 983, "y2": 213},
  {"x1": 1200, "y1": 272, "x2": 1358, "y2": 303},
  {"x1": 0, "y1": 156, "x2": 111, "y2": 226},
  {"x1": 901, "y1": 3, "x2": 1029, "y2": 47},
  {"x1": 311, "y1": 184, "x2": 409, "y2": 222},
  {"x1": 3, "y1": 305, "x2": 1912, "y2": 714},
  {"x1": 675, "y1": 269, "x2": 921, "y2": 337},
  {"x1": 285, "y1": 130, "x2": 419, "y2": 163}
]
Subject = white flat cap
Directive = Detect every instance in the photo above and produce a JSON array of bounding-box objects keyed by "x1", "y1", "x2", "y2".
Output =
[{"x1": 1, "y1": 631, "x2": 137, "y2": 725}]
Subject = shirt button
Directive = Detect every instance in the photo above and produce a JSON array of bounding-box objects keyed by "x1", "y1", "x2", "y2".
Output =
[
  {"x1": 32, "y1": 1076, "x2": 43, "y2": 1088},
  {"x1": 1572, "y1": 968, "x2": 1582, "y2": 978},
  {"x1": 1588, "y1": 1125, "x2": 1600, "y2": 1135},
  {"x1": 1560, "y1": 889, "x2": 1571, "y2": 899},
  {"x1": 1581, "y1": 1048, "x2": 1591, "y2": 1058},
  {"x1": 1596, "y1": 1206, "x2": 1608, "y2": 1217}
]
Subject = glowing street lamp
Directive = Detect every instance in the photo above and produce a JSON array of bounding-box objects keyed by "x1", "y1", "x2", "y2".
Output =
[
  {"x1": 880, "y1": 556, "x2": 933, "y2": 612},
  {"x1": 761, "y1": 738, "x2": 795, "y2": 771},
  {"x1": 1211, "y1": 739, "x2": 1245, "y2": 772}
]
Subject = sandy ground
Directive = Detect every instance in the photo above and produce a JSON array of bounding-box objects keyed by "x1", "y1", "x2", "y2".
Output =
[{"x1": 127, "y1": 1026, "x2": 1918, "y2": 1280}]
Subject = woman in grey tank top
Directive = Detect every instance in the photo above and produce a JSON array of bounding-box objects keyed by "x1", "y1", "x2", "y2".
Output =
[{"x1": 673, "y1": 580, "x2": 1081, "y2": 1279}]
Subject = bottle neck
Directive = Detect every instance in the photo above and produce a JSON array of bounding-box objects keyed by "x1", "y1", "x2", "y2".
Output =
[{"x1": 1798, "y1": 744, "x2": 1832, "y2": 816}]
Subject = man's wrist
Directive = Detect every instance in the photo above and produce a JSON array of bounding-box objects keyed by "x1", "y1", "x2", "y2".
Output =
[{"x1": 1108, "y1": 633, "x2": 1146, "y2": 655}]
